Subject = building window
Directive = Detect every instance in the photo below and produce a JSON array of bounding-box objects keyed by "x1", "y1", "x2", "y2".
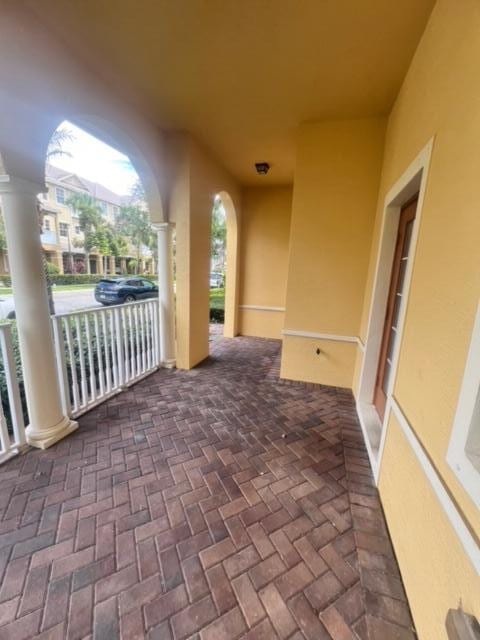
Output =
[
  {"x1": 75, "y1": 226, "x2": 81, "y2": 235},
  {"x1": 447, "y1": 302, "x2": 480, "y2": 509},
  {"x1": 55, "y1": 187, "x2": 65, "y2": 204},
  {"x1": 113, "y1": 205, "x2": 120, "y2": 217},
  {"x1": 98, "y1": 201, "x2": 108, "y2": 215},
  {"x1": 59, "y1": 223, "x2": 69, "y2": 237},
  {"x1": 43, "y1": 219, "x2": 51, "y2": 232}
]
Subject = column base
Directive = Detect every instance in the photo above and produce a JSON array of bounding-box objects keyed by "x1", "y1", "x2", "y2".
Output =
[
  {"x1": 162, "y1": 358, "x2": 176, "y2": 369},
  {"x1": 26, "y1": 415, "x2": 78, "y2": 450}
]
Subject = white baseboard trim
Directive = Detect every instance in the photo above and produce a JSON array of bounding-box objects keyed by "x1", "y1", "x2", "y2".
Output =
[
  {"x1": 390, "y1": 398, "x2": 480, "y2": 575},
  {"x1": 240, "y1": 305, "x2": 285, "y2": 312}
]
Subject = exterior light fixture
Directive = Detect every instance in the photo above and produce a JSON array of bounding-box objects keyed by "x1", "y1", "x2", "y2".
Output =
[{"x1": 255, "y1": 162, "x2": 270, "y2": 175}]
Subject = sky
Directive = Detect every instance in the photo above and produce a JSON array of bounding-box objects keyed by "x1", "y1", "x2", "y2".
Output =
[{"x1": 48, "y1": 120, "x2": 139, "y2": 196}]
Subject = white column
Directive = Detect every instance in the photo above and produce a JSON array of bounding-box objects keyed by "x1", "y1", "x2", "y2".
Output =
[
  {"x1": 154, "y1": 222, "x2": 176, "y2": 367},
  {"x1": 0, "y1": 175, "x2": 77, "y2": 448}
]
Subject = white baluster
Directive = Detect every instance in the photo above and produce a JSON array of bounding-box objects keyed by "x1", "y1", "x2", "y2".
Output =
[
  {"x1": 52, "y1": 316, "x2": 71, "y2": 418},
  {"x1": 75, "y1": 315, "x2": 88, "y2": 407},
  {"x1": 140, "y1": 303, "x2": 147, "y2": 373},
  {"x1": 134, "y1": 305, "x2": 141, "y2": 374},
  {"x1": 114, "y1": 306, "x2": 125, "y2": 387},
  {"x1": 85, "y1": 313, "x2": 96, "y2": 402},
  {"x1": 65, "y1": 318, "x2": 80, "y2": 413},
  {"x1": 94, "y1": 313, "x2": 105, "y2": 398},
  {"x1": 128, "y1": 305, "x2": 135, "y2": 379},
  {"x1": 121, "y1": 306, "x2": 130, "y2": 384},
  {"x1": 109, "y1": 309, "x2": 119, "y2": 388},
  {"x1": 101, "y1": 311, "x2": 112, "y2": 394}
]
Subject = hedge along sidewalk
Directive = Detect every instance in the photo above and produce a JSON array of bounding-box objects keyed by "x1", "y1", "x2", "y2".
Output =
[
  {"x1": 0, "y1": 273, "x2": 147, "y2": 287},
  {"x1": 0, "y1": 284, "x2": 96, "y2": 295}
]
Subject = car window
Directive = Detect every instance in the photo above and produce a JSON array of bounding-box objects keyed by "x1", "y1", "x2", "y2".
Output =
[
  {"x1": 126, "y1": 280, "x2": 140, "y2": 286},
  {"x1": 142, "y1": 280, "x2": 154, "y2": 289}
]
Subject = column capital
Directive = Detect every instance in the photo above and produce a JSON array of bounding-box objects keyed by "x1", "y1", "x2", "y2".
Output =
[
  {"x1": 0, "y1": 174, "x2": 46, "y2": 196},
  {"x1": 152, "y1": 221, "x2": 175, "y2": 232}
]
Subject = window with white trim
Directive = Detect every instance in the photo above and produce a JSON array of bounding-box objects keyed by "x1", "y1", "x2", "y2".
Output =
[
  {"x1": 55, "y1": 187, "x2": 65, "y2": 204},
  {"x1": 59, "y1": 223, "x2": 69, "y2": 237},
  {"x1": 447, "y1": 302, "x2": 480, "y2": 509}
]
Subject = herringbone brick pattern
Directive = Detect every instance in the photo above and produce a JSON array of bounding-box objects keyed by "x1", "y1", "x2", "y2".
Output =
[{"x1": 0, "y1": 335, "x2": 415, "y2": 639}]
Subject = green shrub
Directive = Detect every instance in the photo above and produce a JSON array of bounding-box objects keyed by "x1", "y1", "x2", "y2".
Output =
[
  {"x1": 127, "y1": 259, "x2": 138, "y2": 274},
  {"x1": 50, "y1": 274, "x2": 106, "y2": 285},
  {"x1": 46, "y1": 262, "x2": 60, "y2": 276},
  {"x1": 210, "y1": 287, "x2": 225, "y2": 310},
  {"x1": 0, "y1": 274, "x2": 111, "y2": 288},
  {"x1": 210, "y1": 308, "x2": 224, "y2": 323},
  {"x1": 0, "y1": 322, "x2": 28, "y2": 429}
]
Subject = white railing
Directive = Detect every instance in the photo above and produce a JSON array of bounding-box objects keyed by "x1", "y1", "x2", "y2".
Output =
[
  {"x1": 0, "y1": 323, "x2": 26, "y2": 463},
  {"x1": 52, "y1": 299, "x2": 160, "y2": 418}
]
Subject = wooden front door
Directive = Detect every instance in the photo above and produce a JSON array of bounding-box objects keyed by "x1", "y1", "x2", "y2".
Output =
[{"x1": 373, "y1": 197, "x2": 418, "y2": 420}]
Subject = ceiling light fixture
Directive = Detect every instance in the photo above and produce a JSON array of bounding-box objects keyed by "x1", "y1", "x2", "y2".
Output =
[{"x1": 255, "y1": 162, "x2": 270, "y2": 175}]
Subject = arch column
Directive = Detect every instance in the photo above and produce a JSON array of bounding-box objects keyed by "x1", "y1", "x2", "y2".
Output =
[
  {"x1": 0, "y1": 175, "x2": 77, "y2": 448},
  {"x1": 153, "y1": 222, "x2": 176, "y2": 367}
]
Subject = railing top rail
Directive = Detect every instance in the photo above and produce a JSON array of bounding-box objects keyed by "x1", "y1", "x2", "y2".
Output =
[
  {"x1": 0, "y1": 322, "x2": 14, "y2": 335},
  {"x1": 51, "y1": 298, "x2": 157, "y2": 320}
]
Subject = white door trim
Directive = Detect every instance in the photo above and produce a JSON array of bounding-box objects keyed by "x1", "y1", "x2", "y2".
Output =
[{"x1": 356, "y1": 138, "x2": 434, "y2": 479}]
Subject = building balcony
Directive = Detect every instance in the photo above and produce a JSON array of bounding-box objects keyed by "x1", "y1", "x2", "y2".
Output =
[{"x1": 40, "y1": 230, "x2": 59, "y2": 247}]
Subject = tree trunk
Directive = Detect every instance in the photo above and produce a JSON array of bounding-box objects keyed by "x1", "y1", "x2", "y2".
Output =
[{"x1": 43, "y1": 253, "x2": 55, "y2": 316}]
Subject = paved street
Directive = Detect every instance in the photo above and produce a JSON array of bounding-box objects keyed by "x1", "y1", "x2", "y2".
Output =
[{"x1": 0, "y1": 288, "x2": 101, "y2": 319}]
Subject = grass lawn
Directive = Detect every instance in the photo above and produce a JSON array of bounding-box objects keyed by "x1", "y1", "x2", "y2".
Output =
[
  {"x1": 210, "y1": 287, "x2": 225, "y2": 310},
  {"x1": 0, "y1": 284, "x2": 95, "y2": 295}
]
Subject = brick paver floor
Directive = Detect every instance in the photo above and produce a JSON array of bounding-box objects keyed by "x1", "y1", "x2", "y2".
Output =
[{"x1": 0, "y1": 335, "x2": 416, "y2": 639}]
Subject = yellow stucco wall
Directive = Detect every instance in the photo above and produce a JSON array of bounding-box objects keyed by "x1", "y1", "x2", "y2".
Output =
[
  {"x1": 168, "y1": 133, "x2": 241, "y2": 370},
  {"x1": 379, "y1": 415, "x2": 480, "y2": 640},
  {"x1": 239, "y1": 186, "x2": 292, "y2": 339},
  {"x1": 280, "y1": 118, "x2": 386, "y2": 386},
  {"x1": 355, "y1": 1, "x2": 480, "y2": 635}
]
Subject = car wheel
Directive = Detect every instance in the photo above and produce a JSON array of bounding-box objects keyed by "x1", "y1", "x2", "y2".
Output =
[
  {"x1": 124, "y1": 295, "x2": 136, "y2": 303},
  {"x1": 6, "y1": 310, "x2": 16, "y2": 320}
]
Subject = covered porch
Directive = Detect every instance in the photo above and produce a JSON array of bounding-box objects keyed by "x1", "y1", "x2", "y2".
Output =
[
  {"x1": 0, "y1": 335, "x2": 412, "y2": 639},
  {"x1": 1, "y1": 1, "x2": 480, "y2": 638}
]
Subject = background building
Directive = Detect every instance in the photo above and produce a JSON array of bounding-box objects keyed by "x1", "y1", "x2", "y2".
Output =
[{"x1": 0, "y1": 163, "x2": 155, "y2": 276}]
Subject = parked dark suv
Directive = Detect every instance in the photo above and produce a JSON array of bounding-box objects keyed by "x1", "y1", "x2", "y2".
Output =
[{"x1": 95, "y1": 278, "x2": 158, "y2": 305}]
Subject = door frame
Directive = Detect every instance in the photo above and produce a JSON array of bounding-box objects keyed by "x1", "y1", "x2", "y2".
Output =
[
  {"x1": 373, "y1": 198, "x2": 417, "y2": 420},
  {"x1": 356, "y1": 138, "x2": 434, "y2": 481}
]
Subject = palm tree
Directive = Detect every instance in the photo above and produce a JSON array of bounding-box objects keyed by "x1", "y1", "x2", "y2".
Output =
[
  {"x1": 116, "y1": 205, "x2": 155, "y2": 275},
  {"x1": 38, "y1": 126, "x2": 75, "y2": 313},
  {"x1": 46, "y1": 128, "x2": 74, "y2": 161},
  {"x1": 67, "y1": 193, "x2": 103, "y2": 274}
]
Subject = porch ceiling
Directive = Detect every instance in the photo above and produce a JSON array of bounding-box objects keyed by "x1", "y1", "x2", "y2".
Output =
[{"x1": 24, "y1": 0, "x2": 435, "y2": 185}]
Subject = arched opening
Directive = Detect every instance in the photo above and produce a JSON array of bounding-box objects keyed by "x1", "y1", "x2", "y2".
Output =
[
  {"x1": 209, "y1": 191, "x2": 238, "y2": 345},
  {"x1": 37, "y1": 119, "x2": 157, "y2": 315}
]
